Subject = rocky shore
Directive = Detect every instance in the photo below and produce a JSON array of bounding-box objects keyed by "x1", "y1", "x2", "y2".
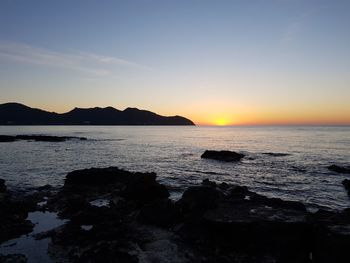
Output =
[{"x1": 1, "y1": 167, "x2": 350, "y2": 262}]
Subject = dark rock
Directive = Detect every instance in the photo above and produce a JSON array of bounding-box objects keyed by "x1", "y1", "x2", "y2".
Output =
[
  {"x1": 0, "y1": 135, "x2": 87, "y2": 143},
  {"x1": 309, "y1": 209, "x2": 350, "y2": 263},
  {"x1": 175, "y1": 180, "x2": 310, "y2": 262},
  {"x1": 0, "y1": 178, "x2": 6, "y2": 193},
  {"x1": 0, "y1": 254, "x2": 27, "y2": 263},
  {"x1": 137, "y1": 199, "x2": 177, "y2": 227},
  {"x1": 342, "y1": 179, "x2": 350, "y2": 196},
  {"x1": 0, "y1": 135, "x2": 16, "y2": 143},
  {"x1": 328, "y1": 164, "x2": 350, "y2": 174},
  {"x1": 16, "y1": 135, "x2": 86, "y2": 142},
  {"x1": 121, "y1": 177, "x2": 169, "y2": 202},
  {"x1": 201, "y1": 150, "x2": 245, "y2": 162},
  {"x1": 202, "y1": 178, "x2": 217, "y2": 187},
  {"x1": 6, "y1": 167, "x2": 350, "y2": 263},
  {"x1": 176, "y1": 186, "x2": 222, "y2": 218},
  {"x1": 0, "y1": 179, "x2": 35, "y2": 243},
  {"x1": 262, "y1": 152, "x2": 290, "y2": 157},
  {"x1": 64, "y1": 167, "x2": 169, "y2": 202}
]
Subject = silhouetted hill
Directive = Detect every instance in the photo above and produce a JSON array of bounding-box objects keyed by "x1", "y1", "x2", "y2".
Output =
[{"x1": 0, "y1": 103, "x2": 195, "y2": 125}]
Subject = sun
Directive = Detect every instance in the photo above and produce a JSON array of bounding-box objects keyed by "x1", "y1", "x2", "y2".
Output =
[{"x1": 214, "y1": 118, "x2": 230, "y2": 126}]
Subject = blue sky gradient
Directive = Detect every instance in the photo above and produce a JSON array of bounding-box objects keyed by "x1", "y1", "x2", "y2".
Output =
[{"x1": 0, "y1": 0, "x2": 349, "y2": 124}]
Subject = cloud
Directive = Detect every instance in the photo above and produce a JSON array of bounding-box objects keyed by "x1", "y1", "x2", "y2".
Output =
[{"x1": 0, "y1": 41, "x2": 151, "y2": 76}]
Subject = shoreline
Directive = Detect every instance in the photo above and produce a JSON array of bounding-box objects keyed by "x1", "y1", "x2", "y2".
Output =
[{"x1": 1, "y1": 166, "x2": 350, "y2": 262}]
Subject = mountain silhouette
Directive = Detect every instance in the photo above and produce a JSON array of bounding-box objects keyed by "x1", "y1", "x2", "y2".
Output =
[{"x1": 0, "y1": 103, "x2": 195, "y2": 125}]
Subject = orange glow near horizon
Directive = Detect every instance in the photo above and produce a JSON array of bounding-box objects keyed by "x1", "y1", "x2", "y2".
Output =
[
  {"x1": 8, "y1": 101, "x2": 350, "y2": 127},
  {"x1": 214, "y1": 118, "x2": 232, "y2": 126},
  {"x1": 190, "y1": 108, "x2": 350, "y2": 126}
]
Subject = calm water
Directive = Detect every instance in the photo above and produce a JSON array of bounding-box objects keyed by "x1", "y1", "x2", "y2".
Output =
[{"x1": 0, "y1": 126, "x2": 349, "y2": 210}]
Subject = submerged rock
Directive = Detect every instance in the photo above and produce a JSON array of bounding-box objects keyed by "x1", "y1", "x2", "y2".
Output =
[
  {"x1": 0, "y1": 135, "x2": 87, "y2": 143},
  {"x1": 328, "y1": 164, "x2": 350, "y2": 174},
  {"x1": 201, "y1": 150, "x2": 245, "y2": 162}
]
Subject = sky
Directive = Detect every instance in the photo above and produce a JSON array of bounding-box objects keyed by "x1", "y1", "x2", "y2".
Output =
[{"x1": 0, "y1": 0, "x2": 349, "y2": 125}]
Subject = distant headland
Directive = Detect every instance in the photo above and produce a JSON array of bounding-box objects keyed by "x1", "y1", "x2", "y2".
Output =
[{"x1": 0, "y1": 103, "x2": 195, "y2": 125}]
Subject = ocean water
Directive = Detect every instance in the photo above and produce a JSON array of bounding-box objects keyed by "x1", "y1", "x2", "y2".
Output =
[{"x1": 0, "y1": 126, "x2": 349, "y2": 210}]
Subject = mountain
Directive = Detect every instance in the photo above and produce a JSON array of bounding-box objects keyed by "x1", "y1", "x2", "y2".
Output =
[{"x1": 0, "y1": 103, "x2": 195, "y2": 125}]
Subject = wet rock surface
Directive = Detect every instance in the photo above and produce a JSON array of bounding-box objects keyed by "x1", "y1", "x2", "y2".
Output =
[
  {"x1": 201, "y1": 150, "x2": 245, "y2": 162},
  {"x1": 328, "y1": 164, "x2": 350, "y2": 174},
  {"x1": 2, "y1": 168, "x2": 350, "y2": 262},
  {"x1": 0, "y1": 179, "x2": 35, "y2": 244},
  {"x1": 0, "y1": 135, "x2": 87, "y2": 143}
]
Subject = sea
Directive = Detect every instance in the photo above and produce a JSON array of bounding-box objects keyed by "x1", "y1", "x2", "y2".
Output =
[{"x1": 0, "y1": 125, "x2": 349, "y2": 211}]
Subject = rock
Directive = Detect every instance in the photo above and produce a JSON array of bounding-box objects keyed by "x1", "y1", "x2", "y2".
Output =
[
  {"x1": 121, "y1": 177, "x2": 169, "y2": 203},
  {"x1": 0, "y1": 254, "x2": 27, "y2": 263},
  {"x1": 137, "y1": 199, "x2": 177, "y2": 228},
  {"x1": 328, "y1": 164, "x2": 350, "y2": 174},
  {"x1": 262, "y1": 152, "x2": 290, "y2": 157},
  {"x1": 310, "y1": 209, "x2": 350, "y2": 263},
  {"x1": 6, "y1": 167, "x2": 350, "y2": 262},
  {"x1": 0, "y1": 178, "x2": 6, "y2": 193},
  {"x1": 0, "y1": 179, "x2": 35, "y2": 243},
  {"x1": 201, "y1": 150, "x2": 245, "y2": 162},
  {"x1": 202, "y1": 178, "x2": 217, "y2": 187},
  {"x1": 342, "y1": 179, "x2": 350, "y2": 196},
  {"x1": 177, "y1": 186, "x2": 222, "y2": 218},
  {"x1": 176, "y1": 180, "x2": 310, "y2": 262},
  {"x1": 63, "y1": 167, "x2": 169, "y2": 202},
  {"x1": 0, "y1": 135, "x2": 87, "y2": 143},
  {"x1": 0, "y1": 135, "x2": 16, "y2": 143}
]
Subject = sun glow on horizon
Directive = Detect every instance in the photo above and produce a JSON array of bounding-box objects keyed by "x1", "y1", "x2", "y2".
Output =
[{"x1": 214, "y1": 118, "x2": 232, "y2": 126}]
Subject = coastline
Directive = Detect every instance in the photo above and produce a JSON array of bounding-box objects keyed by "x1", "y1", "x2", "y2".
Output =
[{"x1": 1, "y1": 166, "x2": 350, "y2": 262}]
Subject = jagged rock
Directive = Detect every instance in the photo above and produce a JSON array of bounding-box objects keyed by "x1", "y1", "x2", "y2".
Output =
[
  {"x1": 328, "y1": 164, "x2": 350, "y2": 174},
  {"x1": 5, "y1": 167, "x2": 350, "y2": 262},
  {"x1": 201, "y1": 150, "x2": 245, "y2": 162},
  {"x1": 63, "y1": 167, "x2": 169, "y2": 202},
  {"x1": 176, "y1": 180, "x2": 310, "y2": 262}
]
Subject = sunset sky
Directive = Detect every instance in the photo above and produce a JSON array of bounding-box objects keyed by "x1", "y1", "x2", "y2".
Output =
[{"x1": 0, "y1": 0, "x2": 349, "y2": 125}]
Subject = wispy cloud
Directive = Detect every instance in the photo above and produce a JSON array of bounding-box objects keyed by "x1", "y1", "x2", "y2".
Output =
[{"x1": 0, "y1": 41, "x2": 151, "y2": 76}]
